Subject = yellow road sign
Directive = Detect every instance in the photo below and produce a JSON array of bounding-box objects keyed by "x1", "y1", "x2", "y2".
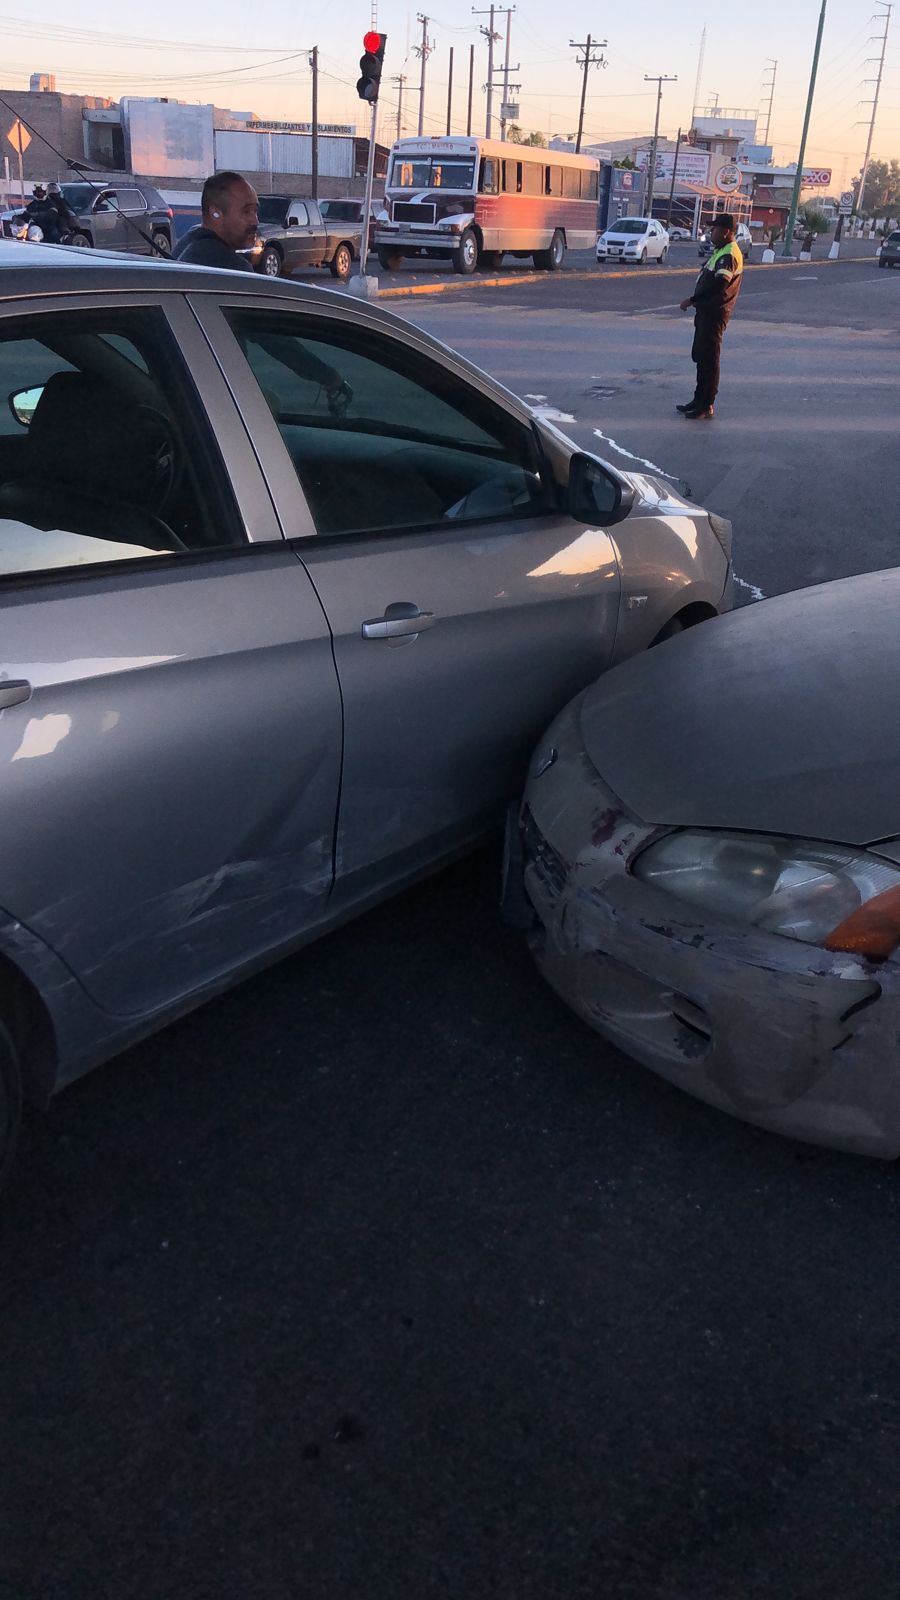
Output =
[{"x1": 7, "y1": 119, "x2": 30, "y2": 154}]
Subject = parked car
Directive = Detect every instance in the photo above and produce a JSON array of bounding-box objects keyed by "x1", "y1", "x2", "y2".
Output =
[
  {"x1": 250, "y1": 195, "x2": 363, "y2": 281},
  {"x1": 698, "y1": 221, "x2": 753, "y2": 261},
  {"x1": 597, "y1": 217, "x2": 669, "y2": 264},
  {"x1": 57, "y1": 180, "x2": 174, "y2": 255},
  {"x1": 508, "y1": 570, "x2": 900, "y2": 1158},
  {"x1": 0, "y1": 240, "x2": 732, "y2": 1186},
  {"x1": 877, "y1": 229, "x2": 900, "y2": 267},
  {"x1": 667, "y1": 225, "x2": 693, "y2": 241}
]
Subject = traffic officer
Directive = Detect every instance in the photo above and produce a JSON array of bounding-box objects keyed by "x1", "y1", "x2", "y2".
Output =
[{"x1": 677, "y1": 213, "x2": 744, "y2": 420}]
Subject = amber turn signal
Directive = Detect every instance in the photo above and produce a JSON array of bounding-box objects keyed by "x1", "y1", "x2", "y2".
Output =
[{"x1": 823, "y1": 884, "x2": 900, "y2": 960}]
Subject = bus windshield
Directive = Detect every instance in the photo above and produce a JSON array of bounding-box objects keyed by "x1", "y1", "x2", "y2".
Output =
[{"x1": 390, "y1": 157, "x2": 476, "y2": 192}]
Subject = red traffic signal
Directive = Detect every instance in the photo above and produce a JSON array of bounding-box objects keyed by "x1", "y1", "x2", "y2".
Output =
[{"x1": 357, "y1": 30, "x2": 387, "y2": 102}]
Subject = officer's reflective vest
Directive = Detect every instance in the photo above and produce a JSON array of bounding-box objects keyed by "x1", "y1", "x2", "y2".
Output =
[{"x1": 704, "y1": 241, "x2": 744, "y2": 284}]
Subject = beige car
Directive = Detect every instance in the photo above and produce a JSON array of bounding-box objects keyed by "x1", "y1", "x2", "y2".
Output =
[{"x1": 0, "y1": 240, "x2": 732, "y2": 1185}]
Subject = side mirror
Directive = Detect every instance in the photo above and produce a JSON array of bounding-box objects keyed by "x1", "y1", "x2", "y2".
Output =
[
  {"x1": 9, "y1": 385, "x2": 43, "y2": 427},
  {"x1": 567, "y1": 452, "x2": 635, "y2": 526}
]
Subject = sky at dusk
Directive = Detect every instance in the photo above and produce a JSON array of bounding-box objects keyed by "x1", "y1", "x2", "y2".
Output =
[{"x1": 8, "y1": 0, "x2": 899, "y2": 189}]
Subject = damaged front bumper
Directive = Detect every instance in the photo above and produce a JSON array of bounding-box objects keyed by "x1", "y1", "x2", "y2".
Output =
[{"x1": 515, "y1": 696, "x2": 900, "y2": 1158}]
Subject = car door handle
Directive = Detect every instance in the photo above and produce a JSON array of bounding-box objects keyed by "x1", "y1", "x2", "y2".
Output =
[
  {"x1": 0, "y1": 679, "x2": 32, "y2": 710},
  {"x1": 361, "y1": 604, "x2": 436, "y2": 642}
]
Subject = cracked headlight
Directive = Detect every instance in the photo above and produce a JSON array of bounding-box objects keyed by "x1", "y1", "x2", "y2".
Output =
[{"x1": 632, "y1": 830, "x2": 900, "y2": 951}]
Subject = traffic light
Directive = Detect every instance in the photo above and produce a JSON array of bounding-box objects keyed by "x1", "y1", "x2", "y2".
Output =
[{"x1": 357, "y1": 31, "x2": 386, "y2": 102}]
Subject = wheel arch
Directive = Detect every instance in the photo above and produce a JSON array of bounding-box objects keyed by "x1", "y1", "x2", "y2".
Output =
[{"x1": 0, "y1": 952, "x2": 58, "y2": 1109}]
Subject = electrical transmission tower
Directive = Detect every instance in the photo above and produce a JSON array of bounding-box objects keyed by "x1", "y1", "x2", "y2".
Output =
[{"x1": 856, "y1": 1, "x2": 892, "y2": 216}]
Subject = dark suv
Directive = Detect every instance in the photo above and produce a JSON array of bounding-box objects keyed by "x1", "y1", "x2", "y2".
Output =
[{"x1": 59, "y1": 181, "x2": 174, "y2": 256}]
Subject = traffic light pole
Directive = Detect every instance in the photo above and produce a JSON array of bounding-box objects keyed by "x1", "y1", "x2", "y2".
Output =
[{"x1": 358, "y1": 97, "x2": 379, "y2": 279}]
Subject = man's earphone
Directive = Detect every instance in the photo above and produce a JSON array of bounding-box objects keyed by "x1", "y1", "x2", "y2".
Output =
[{"x1": 211, "y1": 209, "x2": 221, "y2": 218}]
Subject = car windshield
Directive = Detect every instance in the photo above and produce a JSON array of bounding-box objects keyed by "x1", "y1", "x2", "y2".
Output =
[
  {"x1": 609, "y1": 219, "x2": 649, "y2": 234},
  {"x1": 888, "y1": 232, "x2": 900, "y2": 244},
  {"x1": 257, "y1": 197, "x2": 289, "y2": 225},
  {"x1": 390, "y1": 157, "x2": 476, "y2": 192}
]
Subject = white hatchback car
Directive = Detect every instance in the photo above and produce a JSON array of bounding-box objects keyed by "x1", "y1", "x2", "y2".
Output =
[{"x1": 596, "y1": 217, "x2": 669, "y2": 264}]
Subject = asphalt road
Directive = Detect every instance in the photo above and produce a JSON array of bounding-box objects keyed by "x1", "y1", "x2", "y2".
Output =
[{"x1": 5, "y1": 239, "x2": 900, "y2": 1600}]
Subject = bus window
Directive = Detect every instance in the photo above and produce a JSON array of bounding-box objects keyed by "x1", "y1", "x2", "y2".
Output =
[
  {"x1": 521, "y1": 161, "x2": 542, "y2": 196},
  {"x1": 562, "y1": 168, "x2": 580, "y2": 199},
  {"x1": 545, "y1": 166, "x2": 562, "y2": 197},
  {"x1": 581, "y1": 170, "x2": 599, "y2": 201},
  {"x1": 503, "y1": 160, "x2": 522, "y2": 194},
  {"x1": 480, "y1": 157, "x2": 499, "y2": 194}
]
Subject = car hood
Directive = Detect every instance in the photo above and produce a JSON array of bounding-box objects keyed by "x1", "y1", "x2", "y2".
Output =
[{"x1": 579, "y1": 569, "x2": 900, "y2": 848}]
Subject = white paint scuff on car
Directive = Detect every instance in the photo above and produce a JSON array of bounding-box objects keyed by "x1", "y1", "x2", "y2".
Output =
[{"x1": 734, "y1": 574, "x2": 765, "y2": 601}]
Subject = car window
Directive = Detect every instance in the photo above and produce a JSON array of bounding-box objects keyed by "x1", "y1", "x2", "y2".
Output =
[
  {"x1": 287, "y1": 201, "x2": 309, "y2": 226},
  {"x1": 0, "y1": 308, "x2": 245, "y2": 577},
  {"x1": 225, "y1": 309, "x2": 553, "y2": 539},
  {"x1": 118, "y1": 189, "x2": 147, "y2": 212}
]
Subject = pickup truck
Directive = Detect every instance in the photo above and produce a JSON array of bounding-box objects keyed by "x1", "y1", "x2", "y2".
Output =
[{"x1": 252, "y1": 195, "x2": 364, "y2": 281}]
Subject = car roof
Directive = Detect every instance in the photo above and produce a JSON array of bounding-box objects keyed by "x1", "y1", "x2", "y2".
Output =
[{"x1": 0, "y1": 237, "x2": 331, "y2": 299}]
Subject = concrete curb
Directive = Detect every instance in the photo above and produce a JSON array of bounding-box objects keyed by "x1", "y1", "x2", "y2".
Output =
[{"x1": 376, "y1": 253, "x2": 861, "y2": 300}]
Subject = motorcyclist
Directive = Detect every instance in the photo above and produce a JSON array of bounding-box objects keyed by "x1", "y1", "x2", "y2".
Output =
[
  {"x1": 18, "y1": 184, "x2": 62, "y2": 242},
  {"x1": 46, "y1": 181, "x2": 79, "y2": 241}
]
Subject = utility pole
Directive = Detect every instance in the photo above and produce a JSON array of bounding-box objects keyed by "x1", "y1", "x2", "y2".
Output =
[
  {"x1": 760, "y1": 58, "x2": 778, "y2": 148},
  {"x1": 446, "y1": 47, "x2": 454, "y2": 135},
  {"x1": 391, "y1": 74, "x2": 407, "y2": 141},
  {"x1": 473, "y1": 5, "x2": 502, "y2": 138},
  {"x1": 856, "y1": 1, "x2": 892, "y2": 223},
  {"x1": 467, "y1": 44, "x2": 475, "y2": 135},
  {"x1": 309, "y1": 46, "x2": 319, "y2": 200},
  {"x1": 643, "y1": 74, "x2": 677, "y2": 218},
  {"x1": 781, "y1": 0, "x2": 827, "y2": 256},
  {"x1": 569, "y1": 34, "x2": 608, "y2": 154},
  {"x1": 415, "y1": 14, "x2": 433, "y2": 137},
  {"x1": 499, "y1": 8, "x2": 515, "y2": 141},
  {"x1": 665, "y1": 126, "x2": 682, "y2": 229}
]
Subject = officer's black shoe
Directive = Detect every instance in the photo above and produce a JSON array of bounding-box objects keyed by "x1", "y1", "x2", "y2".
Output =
[
  {"x1": 675, "y1": 402, "x2": 696, "y2": 413},
  {"x1": 683, "y1": 406, "x2": 714, "y2": 420}
]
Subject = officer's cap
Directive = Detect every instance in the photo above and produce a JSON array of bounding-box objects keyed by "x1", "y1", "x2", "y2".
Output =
[{"x1": 711, "y1": 213, "x2": 736, "y2": 231}]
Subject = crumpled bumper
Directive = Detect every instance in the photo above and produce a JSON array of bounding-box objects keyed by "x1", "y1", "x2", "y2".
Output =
[{"x1": 518, "y1": 697, "x2": 900, "y2": 1158}]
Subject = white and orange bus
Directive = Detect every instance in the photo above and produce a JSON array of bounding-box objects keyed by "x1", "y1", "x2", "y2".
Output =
[{"x1": 374, "y1": 136, "x2": 600, "y2": 275}]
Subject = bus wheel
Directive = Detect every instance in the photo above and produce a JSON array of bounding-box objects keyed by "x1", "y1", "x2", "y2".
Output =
[
  {"x1": 479, "y1": 249, "x2": 504, "y2": 271},
  {"x1": 452, "y1": 229, "x2": 479, "y2": 274},
  {"x1": 535, "y1": 230, "x2": 565, "y2": 271},
  {"x1": 377, "y1": 249, "x2": 404, "y2": 271}
]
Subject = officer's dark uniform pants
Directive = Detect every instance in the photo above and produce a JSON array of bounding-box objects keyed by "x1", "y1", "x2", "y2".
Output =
[{"x1": 691, "y1": 315, "x2": 726, "y2": 411}]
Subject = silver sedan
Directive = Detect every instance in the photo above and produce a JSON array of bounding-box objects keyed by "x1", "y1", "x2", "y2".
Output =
[
  {"x1": 0, "y1": 241, "x2": 731, "y2": 1185},
  {"x1": 513, "y1": 570, "x2": 900, "y2": 1158}
]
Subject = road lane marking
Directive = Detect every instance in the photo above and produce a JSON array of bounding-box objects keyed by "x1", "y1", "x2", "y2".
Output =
[{"x1": 593, "y1": 428, "x2": 681, "y2": 482}]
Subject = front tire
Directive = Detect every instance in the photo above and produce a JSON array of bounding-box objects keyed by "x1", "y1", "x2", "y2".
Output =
[
  {"x1": 638, "y1": 248, "x2": 647, "y2": 264},
  {"x1": 330, "y1": 241, "x2": 353, "y2": 280},
  {"x1": 377, "y1": 248, "x2": 404, "y2": 271},
  {"x1": 452, "y1": 228, "x2": 479, "y2": 274},
  {"x1": 658, "y1": 246, "x2": 668, "y2": 264},
  {"x1": 879, "y1": 256, "x2": 887, "y2": 268},
  {"x1": 151, "y1": 229, "x2": 171, "y2": 257},
  {"x1": 260, "y1": 245, "x2": 283, "y2": 278},
  {"x1": 70, "y1": 231, "x2": 91, "y2": 248},
  {"x1": 0, "y1": 1020, "x2": 22, "y2": 1194}
]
